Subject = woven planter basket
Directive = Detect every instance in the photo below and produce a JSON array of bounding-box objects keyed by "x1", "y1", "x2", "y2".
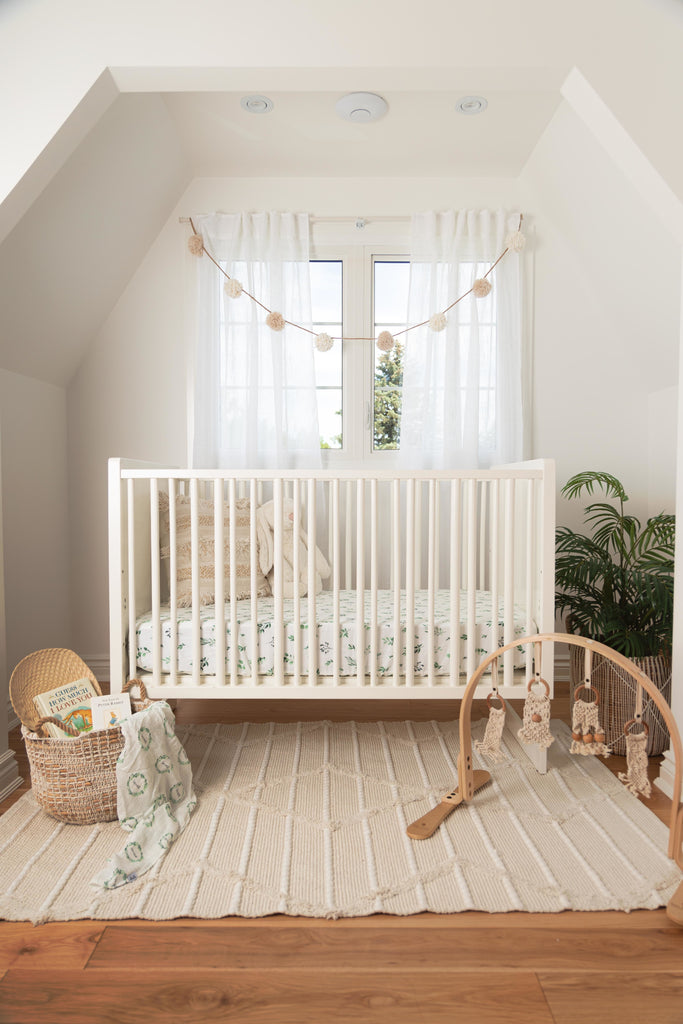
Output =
[
  {"x1": 10, "y1": 648, "x2": 152, "y2": 825},
  {"x1": 569, "y1": 646, "x2": 671, "y2": 757}
]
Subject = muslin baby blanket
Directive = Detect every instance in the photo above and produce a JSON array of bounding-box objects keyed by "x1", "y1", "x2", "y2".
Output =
[{"x1": 91, "y1": 700, "x2": 196, "y2": 890}]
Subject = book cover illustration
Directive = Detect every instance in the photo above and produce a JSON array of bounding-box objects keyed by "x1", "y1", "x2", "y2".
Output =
[
  {"x1": 91, "y1": 692, "x2": 132, "y2": 731},
  {"x1": 32, "y1": 676, "x2": 98, "y2": 739}
]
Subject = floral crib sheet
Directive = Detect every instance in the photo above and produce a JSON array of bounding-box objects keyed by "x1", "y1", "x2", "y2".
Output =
[{"x1": 135, "y1": 589, "x2": 530, "y2": 680}]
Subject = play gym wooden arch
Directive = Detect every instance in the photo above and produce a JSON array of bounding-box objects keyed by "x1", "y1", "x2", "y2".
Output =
[{"x1": 407, "y1": 632, "x2": 683, "y2": 927}]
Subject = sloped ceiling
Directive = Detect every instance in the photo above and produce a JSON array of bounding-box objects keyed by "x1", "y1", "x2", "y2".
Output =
[{"x1": 0, "y1": 93, "x2": 190, "y2": 386}]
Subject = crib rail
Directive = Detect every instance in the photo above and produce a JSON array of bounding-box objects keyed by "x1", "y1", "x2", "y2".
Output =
[{"x1": 109, "y1": 459, "x2": 555, "y2": 699}]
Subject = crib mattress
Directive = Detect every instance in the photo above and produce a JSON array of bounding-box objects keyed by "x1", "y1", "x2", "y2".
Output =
[{"x1": 135, "y1": 589, "x2": 530, "y2": 678}]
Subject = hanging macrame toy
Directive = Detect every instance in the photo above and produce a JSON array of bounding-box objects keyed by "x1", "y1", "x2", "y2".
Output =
[
  {"x1": 518, "y1": 645, "x2": 554, "y2": 749},
  {"x1": 570, "y1": 650, "x2": 610, "y2": 756},
  {"x1": 474, "y1": 688, "x2": 507, "y2": 764},
  {"x1": 618, "y1": 718, "x2": 651, "y2": 798}
]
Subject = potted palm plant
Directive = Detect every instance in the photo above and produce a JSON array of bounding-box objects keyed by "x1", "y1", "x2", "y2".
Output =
[{"x1": 555, "y1": 470, "x2": 675, "y2": 755}]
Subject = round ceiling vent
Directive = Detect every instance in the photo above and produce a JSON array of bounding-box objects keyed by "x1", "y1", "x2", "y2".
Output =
[
  {"x1": 240, "y1": 95, "x2": 274, "y2": 114},
  {"x1": 455, "y1": 95, "x2": 488, "y2": 115},
  {"x1": 335, "y1": 92, "x2": 388, "y2": 123}
]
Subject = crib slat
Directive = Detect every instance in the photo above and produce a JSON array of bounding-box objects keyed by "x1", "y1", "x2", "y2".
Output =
[
  {"x1": 449, "y1": 480, "x2": 461, "y2": 690},
  {"x1": 356, "y1": 478, "x2": 365, "y2": 689},
  {"x1": 332, "y1": 478, "x2": 341, "y2": 687},
  {"x1": 292, "y1": 479, "x2": 301, "y2": 685},
  {"x1": 466, "y1": 479, "x2": 477, "y2": 683},
  {"x1": 405, "y1": 478, "x2": 415, "y2": 687},
  {"x1": 274, "y1": 478, "x2": 284, "y2": 686},
  {"x1": 150, "y1": 479, "x2": 162, "y2": 689},
  {"x1": 307, "y1": 478, "x2": 317, "y2": 687},
  {"x1": 427, "y1": 478, "x2": 436, "y2": 687},
  {"x1": 504, "y1": 478, "x2": 515, "y2": 688},
  {"x1": 392, "y1": 479, "x2": 401, "y2": 689},
  {"x1": 250, "y1": 478, "x2": 259, "y2": 687},
  {"x1": 489, "y1": 479, "x2": 500, "y2": 660},
  {"x1": 127, "y1": 479, "x2": 137, "y2": 683},
  {"x1": 370, "y1": 479, "x2": 378, "y2": 688},
  {"x1": 414, "y1": 481, "x2": 422, "y2": 590},
  {"x1": 229, "y1": 478, "x2": 238, "y2": 687},
  {"x1": 168, "y1": 479, "x2": 178, "y2": 688},
  {"x1": 478, "y1": 480, "x2": 488, "y2": 590},
  {"x1": 213, "y1": 478, "x2": 225, "y2": 688},
  {"x1": 190, "y1": 478, "x2": 201, "y2": 690},
  {"x1": 345, "y1": 480, "x2": 352, "y2": 590},
  {"x1": 525, "y1": 480, "x2": 535, "y2": 682}
]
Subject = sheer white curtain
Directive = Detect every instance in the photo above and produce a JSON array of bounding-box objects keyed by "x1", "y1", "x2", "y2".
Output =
[
  {"x1": 400, "y1": 209, "x2": 525, "y2": 469},
  {"x1": 191, "y1": 211, "x2": 321, "y2": 469}
]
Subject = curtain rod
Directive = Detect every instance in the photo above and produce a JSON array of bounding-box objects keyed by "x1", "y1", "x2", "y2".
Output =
[{"x1": 179, "y1": 215, "x2": 410, "y2": 226}]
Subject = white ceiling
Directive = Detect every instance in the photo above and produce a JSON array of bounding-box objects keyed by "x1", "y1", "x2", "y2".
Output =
[{"x1": 162, "y1": 89, "x2": 562, "y2": 177}]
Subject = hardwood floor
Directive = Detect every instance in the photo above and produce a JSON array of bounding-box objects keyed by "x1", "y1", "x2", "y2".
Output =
[{"x1": 0, "y1": 685, "x2": 681, "y2": 1024}]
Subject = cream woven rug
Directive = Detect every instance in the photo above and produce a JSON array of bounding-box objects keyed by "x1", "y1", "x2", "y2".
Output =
[{"x1": 0, "y1": 719, "x2": 680, "y2": 923}]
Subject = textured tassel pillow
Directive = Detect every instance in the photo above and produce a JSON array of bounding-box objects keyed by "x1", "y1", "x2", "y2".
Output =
[{"x1": 159, "y1": 493, "x2": 271, "y2": 606}]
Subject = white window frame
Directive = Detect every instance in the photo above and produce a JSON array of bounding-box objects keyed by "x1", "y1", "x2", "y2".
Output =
[{"x1": 310, "y1": 220, "x2": 410, "y2": 469}]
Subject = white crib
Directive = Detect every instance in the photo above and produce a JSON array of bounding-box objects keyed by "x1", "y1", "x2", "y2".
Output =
[{"x1": 108, "y1": 459, "x2": 555, "y2": 702}]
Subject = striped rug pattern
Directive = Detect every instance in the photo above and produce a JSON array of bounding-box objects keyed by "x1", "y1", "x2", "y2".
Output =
[{"x1": 0, "y1": 719, "x2": 680, "y2": 923}]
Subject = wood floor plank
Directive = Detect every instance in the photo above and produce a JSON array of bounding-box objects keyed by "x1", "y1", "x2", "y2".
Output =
[
  {"x1": 88, "y1": 922, "x2": 683, "y2": 973},
  {"x1": 0, "y1": 969, "x2": 554, "y2": 1024},
  {"x1": 539, "y1": 971, "x2": 683, "y2": 1024},
  {"x1": 0, "y1": 921, "x2": 104, "y2": 971}
]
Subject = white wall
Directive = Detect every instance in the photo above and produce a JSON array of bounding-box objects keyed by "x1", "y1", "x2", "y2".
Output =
[
  {"x1": 520, "y1": 100, "x2": 681, "y2": 531},
  {"x1": 0, "y1": 370, "x2": 71, "y2": 675}
]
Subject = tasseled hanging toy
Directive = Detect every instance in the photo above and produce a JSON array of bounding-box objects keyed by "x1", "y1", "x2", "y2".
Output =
[
  {"x1": 518, "y1": 644, "x2": 554, "y2": 749},
  {"x1": 570, "y1": 648, "x2": 610, "y2": 757},
  {"x1": 618, "y1": 718, "x2": 651, "y2": 797},
  {"x1": 474, "y1": 689, "x2": 507, "y2": 764}
]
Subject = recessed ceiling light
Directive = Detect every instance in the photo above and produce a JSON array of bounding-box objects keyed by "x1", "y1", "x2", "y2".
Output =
[
  {"x1": 455, "y1": 95, "x2": 488, "y2": 115},
  {"x1": 240, "y1": 95, "x2": 274, "y2": 114},
  {"x1": 335, "y1": 92, "x2": 388, "y2": 123}
]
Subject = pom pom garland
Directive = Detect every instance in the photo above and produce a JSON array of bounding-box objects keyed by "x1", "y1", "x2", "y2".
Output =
[
  {"x1": 429, "y1": 312, "x2": 447, "y2": 332},
  {"x1": 472, "y1": 278, "x2": 492, "y2": 298},
  {"x1": 504, "y1": 230, "x2": 526, "y2": 253},
  {"x1": 187, "y1": 234, "x2": 204, "y2": 256},
  {"x1": 266, "y1": 311, "x2": 286, "y2": 332},
  {"x1": 224, "y1": 278, "x2": 243, "y2": 299},
  {"x1": 315, "y1": 332, "x2": 334, "y2": 352},
  {"x1": 377, "y1": 331, "x2": 395, "y2": 352}
]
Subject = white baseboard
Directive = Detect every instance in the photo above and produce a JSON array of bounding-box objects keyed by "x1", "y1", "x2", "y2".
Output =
[
  {"x1": 655, "y1": 747, "x2": 682, "y2": 801},
  {"x1": 0, "y1": 747, "x2": 21, "y2": 802},
  {"x1": 81, "y1": 654, "x2": 110, "y2": 683}
]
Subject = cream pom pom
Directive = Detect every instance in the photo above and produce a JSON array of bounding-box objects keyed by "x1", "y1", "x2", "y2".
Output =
[
  {"x1": 315, "y1": 332, "x2": 334, "y2": 352},
  {"x1": 377, "y1": 331, "x2": 395, "y2": 353},
  {"x1": 429, "y1": 312, "x2": 447, "y2": 332},
  {"x1": 266, "y1": 311, "x2": 286, "y2": 332},
  {"x1": 187, "y1": 233, "x2": 204, "y2": 256},
  {"x1": 505, "y1": 230, "x2": 526, "y2": 253},
  {"x1": 224, "y1": 278, "x2": 243, "y2": 299},
  {"x1": 473, "y1": 278, "x2": 492, "y2": 298}
]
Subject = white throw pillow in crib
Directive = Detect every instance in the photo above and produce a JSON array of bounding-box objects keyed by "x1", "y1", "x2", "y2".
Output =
[{"x1": 159, "y1": 492, "x2": 271, "y2": 606}]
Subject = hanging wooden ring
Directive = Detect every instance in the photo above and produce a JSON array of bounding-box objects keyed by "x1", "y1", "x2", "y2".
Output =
[
  {"x1": 486, "y1": 691, "x2": 506, "y2": 712},
  {"x1": 624, "y1": 718, "x2": 649, "y2": 736},
  {"x1": 574, "y1": 683, "x2": 600, "y2": 705},
  {"x1": 527, "y1": 676, "x2": 550, "y2": 697}
]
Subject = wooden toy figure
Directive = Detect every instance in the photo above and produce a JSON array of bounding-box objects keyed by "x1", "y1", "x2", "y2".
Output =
[
  {"x1": 474, "y1": 690, "x2": 507, "y2": 764},
  {"x1": 618, "y1": 718, "x2": 651, "y2": 798},
  {"x1": 570, "y1": 684, "x2": 610, "y2": 757}
]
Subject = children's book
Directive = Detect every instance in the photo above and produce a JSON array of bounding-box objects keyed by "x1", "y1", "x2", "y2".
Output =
[
  {"x1": 91, "y1": 692, "x2": 132, "y2": 730},
  {"x1": 32, "y1": 677, "x2": 98, "y2": 739}
]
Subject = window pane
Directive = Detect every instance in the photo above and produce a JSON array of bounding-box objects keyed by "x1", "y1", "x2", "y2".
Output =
[
  {"x1": 310, "y1": 261, "x2": 343, "y2": 449},
  {"x1": 317, "y1": 389, "x2": 343, "y2": 449},
  {"x1": 373, "y1": 260, "x2": 408, "y2": 451}
]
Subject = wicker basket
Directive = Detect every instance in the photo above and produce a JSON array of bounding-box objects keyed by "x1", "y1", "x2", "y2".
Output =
[
  {"x1": 569, "y1": 647, "x2": 671, "y2": 757},
  {"x1": 10, "y1": 648, "x2": 152, "y2": 825}
]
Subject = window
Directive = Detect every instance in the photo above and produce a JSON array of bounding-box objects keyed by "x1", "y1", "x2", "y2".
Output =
[{"x1": 309, "y1": 233, "x2": 410, "y2": 464}]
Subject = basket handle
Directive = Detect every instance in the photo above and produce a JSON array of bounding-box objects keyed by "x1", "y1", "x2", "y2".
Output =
[
  {"x1": 121, "y1": 679, "x2": 148, "y2": 701},
  {"x1": 34, "y1": 716, "x2": 80, "y2": 738}
]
